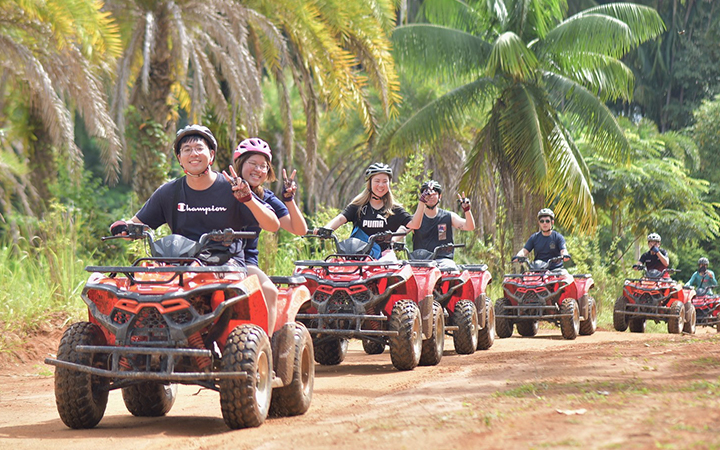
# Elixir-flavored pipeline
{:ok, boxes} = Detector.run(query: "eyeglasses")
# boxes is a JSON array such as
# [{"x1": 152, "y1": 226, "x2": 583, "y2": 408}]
[
  {"x1": 180, "y1": 145, "x2": 208, "y2": 155},
  {"x1": 245, "y1": 161, "x2": 270, "y2": 173},
  {"x1": 539, "y1": 219, "x2": 552, "y2": 224}
]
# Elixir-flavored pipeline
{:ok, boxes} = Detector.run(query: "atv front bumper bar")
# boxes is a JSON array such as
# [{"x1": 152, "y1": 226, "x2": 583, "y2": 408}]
[
  {"x1": 44, "y1": 344, "x2": 247, "y2": 384},
  {"x1": 495, "y1": 303, "x2": 574, "y2": 320},
  {"x1": 296, "y1": 313, "x2": 399, "y2": 337}
]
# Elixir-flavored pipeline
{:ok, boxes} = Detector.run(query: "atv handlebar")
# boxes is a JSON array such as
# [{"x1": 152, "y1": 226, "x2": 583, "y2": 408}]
[
  {"x1": 101, "y1": 223, "x2": 153, "y2": 241},
  {"x1": 197, "y1": 229, "x2": 257, "y2": 247}
]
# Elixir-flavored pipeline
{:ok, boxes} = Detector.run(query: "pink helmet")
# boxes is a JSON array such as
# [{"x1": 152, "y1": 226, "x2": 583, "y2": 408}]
[{"x1": 233, "y1": 138, "x2": 272, "y2": 162}]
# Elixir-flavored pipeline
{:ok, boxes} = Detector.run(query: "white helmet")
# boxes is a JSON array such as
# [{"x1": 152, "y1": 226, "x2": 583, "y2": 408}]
[
  {"x1": 364, "y1": 162, "x2": 393, "y2": 181},
  {"x1": 647, "y1": 232, "x2": 661, "y2": 242},
  {"x1": 537, "y1": 208, "x2": 555, "y2": 220}
]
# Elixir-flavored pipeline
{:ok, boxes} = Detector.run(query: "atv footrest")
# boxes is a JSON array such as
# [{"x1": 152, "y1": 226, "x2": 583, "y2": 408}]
[{"x1": 307, "y1": 329, "x2": 398, "y2": 336}]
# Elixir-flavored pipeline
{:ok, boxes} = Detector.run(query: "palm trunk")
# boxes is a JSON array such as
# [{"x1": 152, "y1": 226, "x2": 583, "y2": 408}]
[{"x1": 129, "y1": 6, "x2": 175, "y2": 202}]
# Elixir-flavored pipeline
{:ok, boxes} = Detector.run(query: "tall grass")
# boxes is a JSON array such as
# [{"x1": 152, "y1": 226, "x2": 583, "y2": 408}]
[{"x1": 0, "y1": 205, "x2": 90, "y2": 336}]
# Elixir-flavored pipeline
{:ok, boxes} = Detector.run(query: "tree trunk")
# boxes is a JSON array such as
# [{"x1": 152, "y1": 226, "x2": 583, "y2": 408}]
[{"x1": 129, "y1": 5, "x2": 175, "y2": 203}]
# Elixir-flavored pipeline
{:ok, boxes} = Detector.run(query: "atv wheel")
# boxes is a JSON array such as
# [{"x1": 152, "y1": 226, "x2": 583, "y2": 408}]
[
  {"x1": 683, "y1": 303, "x2": 697, "y2": 335},
  {"x1": 629, "y1": 318, "x2": 646, "y2": 333},
  {"x1": 313, "y1": 337, "x2": 349, "y2": 365},
  {"x1": 453, "y1": 300, "x2": 479, "y2": 354},
  {"x1": 560, "y1": 298, "x2": 580, "y2": 340},
  {"x1": 613, "y1": 296, "x2": 629, "y2": 332},
  {"x1": 388, "y1": 300, "x2": 422, "y2": 371},
  {"x1": 477, "y1": 298, "x2": 495, "y2": 350},
  {"x1": 667, "y1": 302, "x2": 685, "y2": 334},
  {"x1": 516, "y1": 320, "x2": 539, "y2": 337},
  {"x1": 122, "y1": 383, "x2": 176, "y2": 417},
  {"x1": 420, "y1": 301, "x2": 444, "y2": 366},
  {"x1": 579, "y1": 297, "x2": 598, "y2": 336},
  {"x1": 54, "y1": 322, "x2": 109, "y2": 429},
  {"x1": 495, "y1": 298, "x2": 514, "y2": 338},
  {"x1": 362, "y1": 338, "x2": 385, "y2": 355},
  {"x1": 220, "y1": 324, "x2": 273, "y2": 429},
  {"x1": 269, "y1": 322, "x2": 314, "y2": 417}
]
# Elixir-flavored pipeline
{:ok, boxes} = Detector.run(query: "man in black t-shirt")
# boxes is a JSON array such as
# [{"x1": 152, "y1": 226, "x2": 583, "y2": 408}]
[
  {"x1": 514, "y1": 208, "x2": 570, "y2": 270},
  {"x1": 638, "y1": 232, "x2": 669, "y2": 271},
  {"x1": 412, "y1": 180, "x2": 475, "y2": 260}
]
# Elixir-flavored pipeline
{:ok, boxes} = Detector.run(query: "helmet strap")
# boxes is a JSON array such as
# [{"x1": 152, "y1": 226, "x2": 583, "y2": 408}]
[
  {"x1": 425, "y1": 203, "x2": 437, "y2": 210},
  {"x1": 371, "y1": 193, "x2": 383, "y2": 201}
]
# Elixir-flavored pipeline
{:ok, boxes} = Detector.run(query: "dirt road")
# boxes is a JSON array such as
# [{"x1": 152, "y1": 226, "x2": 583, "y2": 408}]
[{"x1": 2, "y1": 328, "x2": 720, "y2": 449}]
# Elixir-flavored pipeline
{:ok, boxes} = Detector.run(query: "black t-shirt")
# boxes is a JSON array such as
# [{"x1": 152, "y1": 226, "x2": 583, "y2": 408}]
[
  {"x1": 135, "y1": 173, "x2": 258, "y2": 266},
  {"x1": 639, "y1": 248, "x2": 669, "y2": 271},
  {"x1": 341, "y1": 203, "x2": 412, "y2": 250},
  {"x1": 523, "y1": 230, "x2": 567, "y2": 269},
  {"x1": 412, "y1": 209, "x2": 454, "y2": 258}
]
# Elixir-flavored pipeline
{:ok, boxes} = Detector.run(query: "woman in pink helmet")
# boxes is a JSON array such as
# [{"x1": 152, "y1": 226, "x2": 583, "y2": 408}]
[{"x1": 231, "y1": 138, "x2": 308, "y2": 329}]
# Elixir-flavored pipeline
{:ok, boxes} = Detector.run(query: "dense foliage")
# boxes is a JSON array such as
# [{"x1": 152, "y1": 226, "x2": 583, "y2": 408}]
[{"x1": 1, "y1": 0, "x2": 719, "y2": 335}]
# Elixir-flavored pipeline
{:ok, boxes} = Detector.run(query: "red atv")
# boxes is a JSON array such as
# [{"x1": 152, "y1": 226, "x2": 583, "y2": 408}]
[
  {"x1": 294, "y1": 229, "x2": 442, "y2": 371},
  {"x1": 614, "y1": 265, "x2": 696, "y2": 334},
  {"x1": 495, "y1": 256, "x2": 597, "y2": 340},
  {"x1": 45, "y1": 224, "x2": 314, "y2": 430},
  {"x1": 404, "y1": 243, "x2": 495, "y2": 354},
  {"x1": 691, "y1": 287, "x2": 720, "y2": 332}
]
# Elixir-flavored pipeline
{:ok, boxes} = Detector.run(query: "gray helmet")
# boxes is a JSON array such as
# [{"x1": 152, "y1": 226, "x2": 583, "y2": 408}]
[
  {"x1": 173, "y1": 124, "x2": 218, "y2": 155},
  {"x1": 647, "y1": 232, "x2": 661, "y2": 242},
  {"x1": 537, "y1": 208, "x2": 555, "y2": 220},
  {"x1": 699, "y1": 257, "x2": 709, "y2": 265},
  {"x1": 364, "y1": 162, "x2": 393, "y2": 181},
  {"x1": 420, "y1": 180, "x2": 442, "y2": 194}
]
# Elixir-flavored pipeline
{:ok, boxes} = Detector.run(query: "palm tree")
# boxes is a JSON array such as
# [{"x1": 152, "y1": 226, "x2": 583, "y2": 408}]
[
  {"x1": 107, "y1": 0, "x2": 283, "y2": 200},
  {"x1": 239, "y1": 0, "x2": 402, "y2": 209},
  {"x1": 391, "y1": 0, "x2": 664, "y2": 249},
  {"x1": 0, "y1": 0, "x2": 122, "y2": 213}
]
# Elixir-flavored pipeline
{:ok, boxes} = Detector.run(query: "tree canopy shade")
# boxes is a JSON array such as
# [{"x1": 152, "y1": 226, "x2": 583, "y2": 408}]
[{"x1": 390, "y1": 0, "x2": 665, "y2": 246}]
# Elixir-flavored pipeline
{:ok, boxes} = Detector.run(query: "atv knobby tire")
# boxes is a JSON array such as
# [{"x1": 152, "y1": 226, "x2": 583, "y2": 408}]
[
  {"x1": 476, "y1": 298, "x2": 495, "y2": 350},
  {"x1": 683, "y1": 303, "x2": 697, "y2": 335},
  {"x1": 54, "y1": 322, "x2": 109, "y2": 429},
  {"x1": 579, "y1": 296, "x2": 598, "y2": 336},
  {"x1": 269, "y1": 322, "x2": 314, "y2": 417},
  {"x1": 313, "y1": 337, "x2": 348, "y2": 365},
  {"x1": 495, "y1": 298, "x2": 514, "y2": 339},
  {"x1": 419, "y1": 301, "x2": 444, "y2": 366},
  {"x1": 220, "y1": 324, "x2": 273, "y2": 429},
  {"x1": 667, "y1": 302, "x2": 685, "y2": 334},
  {"x1": 388, "y1": 300, "x2": 422, "y2": 371},
  {"x1": 452, "y1": 300, "x2": 478, "y2": 354},
  {"x1": 122, "y1": 382, "x2": 176, "y2": 417},
  {"x1": 516, "y1": 320, "x2": 539, "y2": 337},
  {"x1": 629, "y1": 318, "x2": 646, "y2": 333},
  {"x1": 613, "y1": 296, "x2": 629, "y2": 332},
  {"x1": 362, "y1": 338, "x2": 385, "y2": 355},
  {"x1": 560, "y1": 298, "x2": 580, "y2": 340}
]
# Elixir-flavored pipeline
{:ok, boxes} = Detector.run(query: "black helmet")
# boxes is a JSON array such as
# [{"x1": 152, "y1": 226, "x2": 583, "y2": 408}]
[
  {"x1": 699, "y1": 257, "x2": 709, "y2": 265},
  {"x1": 364, "y1": 162, "x2": 393, "y2": 181},
  {"x1": 420, "y1": 180, "x2": 442, "y2": 194},
  {"x1": 537, "y1": 208, "x2": 555, "y2": 220},
  {"x1": 173, "y1": 124, "x2": 218, "y2": 155}
]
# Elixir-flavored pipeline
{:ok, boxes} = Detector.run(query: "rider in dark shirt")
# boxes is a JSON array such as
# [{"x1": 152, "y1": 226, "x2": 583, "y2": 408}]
[
  {"x1": 638, "y1": 232, "x2": 669, "y2": 272},
  {"x1": 513, "y1": 208, "x2": 570, "y2": 270}
]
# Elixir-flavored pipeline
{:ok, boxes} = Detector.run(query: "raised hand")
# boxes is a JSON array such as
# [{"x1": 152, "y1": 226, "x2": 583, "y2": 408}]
[
  {"x1": 457, "y1": 192, "x2": 471, "y2": 212},
  {"x1": 222, "y1": 165, "x2": 252, "y2": 203},
  {"x1": 281, "y1": 168, "x2": 298, "y2": 201}
]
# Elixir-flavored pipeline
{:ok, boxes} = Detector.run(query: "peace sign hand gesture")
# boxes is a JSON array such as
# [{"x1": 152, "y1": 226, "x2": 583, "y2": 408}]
[
  {"x1": 457, "y1": 192, "x2": 471, "y2": 212},
  {"x1": 222, "y1": 165, "x2": 253, "y2": 203},
  {"x1": 281, "y1": 168, "x2": 298, "y2": 202}
]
